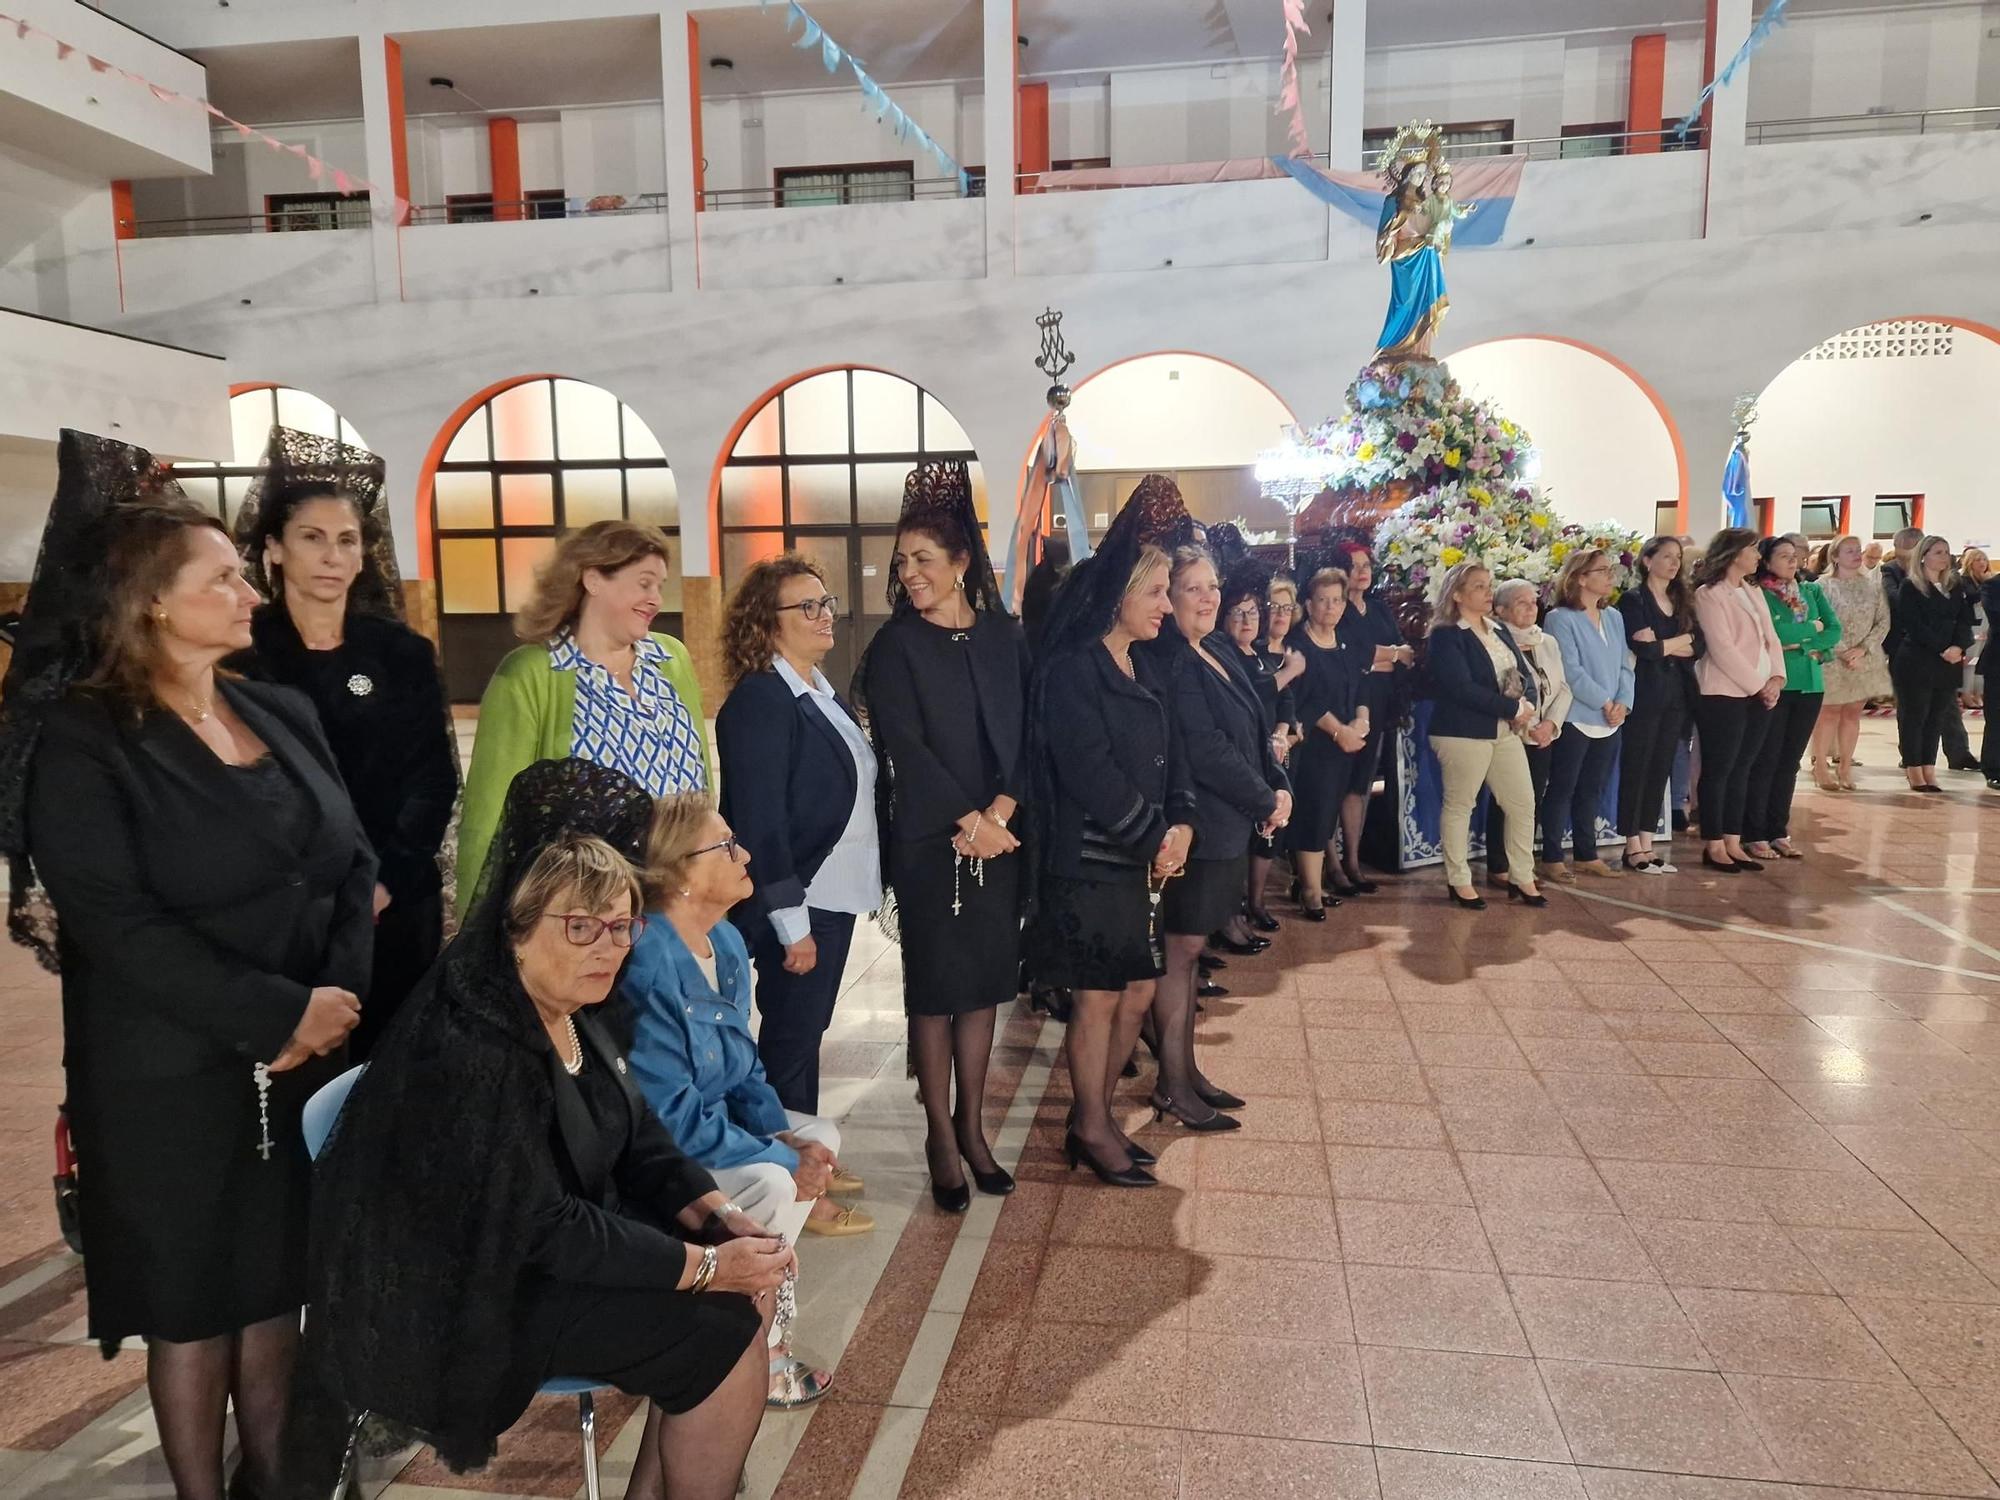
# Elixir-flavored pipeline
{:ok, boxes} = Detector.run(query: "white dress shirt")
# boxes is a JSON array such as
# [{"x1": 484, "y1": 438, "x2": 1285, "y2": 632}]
[{"x1": 769, "y1": 655, "x2": 881, "y2": 945}]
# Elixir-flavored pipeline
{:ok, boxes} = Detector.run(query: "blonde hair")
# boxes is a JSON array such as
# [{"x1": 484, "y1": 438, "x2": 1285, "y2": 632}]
[
  {"x1": 1124, "y1": 544, "x2": 1170, "y2": 598},
  {"x1": 1430, "y1": 561, "x2": 1492, "y2": 631},
  {"x1": 642, "y1": 791, "x2": 717, "y2": 907},
  {"x1": 1959, "y1": 546, "x2": 1989, "y2": 581},
  {"x1": 1815, "y1": 534, "x2": 1862, "y2": 579},
  {"x1": 1906, "y1": 534, "x2": 1958, "y2": 596},
  {"x1": 1267, "y1": 575, "x2": 1298, "y2": 606},
  {"x1": 1551, "y1": 548, "x2": 1610, "y2": 609},
  {"x1": 515, "y1": 520, "x2": 671, "y2": 643},
  {"x1": 502, "y1": 835, "x2": 641, "y2": 945},
  {"x1": 1304, "y1": 566, "x2": 1349, "y2": 604}
]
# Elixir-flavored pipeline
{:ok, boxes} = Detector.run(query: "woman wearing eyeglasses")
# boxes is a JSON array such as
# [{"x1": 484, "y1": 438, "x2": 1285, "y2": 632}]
[{"x1": 715, "y1": 555, "x2": 881, "y2": 1121}]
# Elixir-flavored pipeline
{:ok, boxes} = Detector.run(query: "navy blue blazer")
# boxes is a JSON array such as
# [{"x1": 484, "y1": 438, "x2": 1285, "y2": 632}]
[
  {"x1": 1981, "y1": 578, "x2": 2000, "y2": 678},
  {"x1": 714, "y1": 668, "x2": 858, "y2": 940},
  {"x1": 1427, "y1": 621, "x2": 1536, "y2": 740}
]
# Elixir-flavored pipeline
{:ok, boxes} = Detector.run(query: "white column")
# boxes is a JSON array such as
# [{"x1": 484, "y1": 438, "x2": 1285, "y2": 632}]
[
  {"x1": 659, "y1": 15, "x2": 701, "y2": 291},
  {"x1": 1703, "y1": 0, "x2": 1752, "y2": 238},
  {"x1": 356, "y1": 29, "x2": 401, "y2": 302},
  {"x1": 1328, "y1": 0, "x2": 1367, "y2": 169},
  {"x1": 982, "y1": 0, "x2": 1017, "y2": 278}
]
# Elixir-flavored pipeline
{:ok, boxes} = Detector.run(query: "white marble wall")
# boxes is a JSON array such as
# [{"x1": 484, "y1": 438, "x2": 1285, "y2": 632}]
[
  {"x1": 398, "y1": 213, "x2": 672, "y2": 302},
  {"x1": 115, "y1": 227, "x2": 378, "y2": 320},
  {"x1": 695, "y1": 198, "x2": 985, "y2": 292},
  {"x1": 1715, "y1": 130, "x2": 2000, "y2": 235},
  {"x1": 1015, "y1": 179, "x2": 1336, "y2": 277}
]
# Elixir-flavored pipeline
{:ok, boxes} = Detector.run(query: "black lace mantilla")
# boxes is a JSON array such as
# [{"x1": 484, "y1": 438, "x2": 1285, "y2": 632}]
[
  {"x1": 233, "y1": 426, "x2": 403, "y2": 619},
  {"x1": 0, "y1": 430, "x2": 188, "y2": 972}
]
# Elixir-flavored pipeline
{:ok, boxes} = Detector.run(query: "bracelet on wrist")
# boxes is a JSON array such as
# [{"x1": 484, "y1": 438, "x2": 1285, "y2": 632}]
[{"x1": 690, "y1": 1243, "x2": 719, "y2": 1294}]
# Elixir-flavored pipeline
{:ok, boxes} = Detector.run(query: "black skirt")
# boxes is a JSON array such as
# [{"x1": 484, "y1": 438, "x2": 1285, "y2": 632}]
[
  {"x1": 1162, "y1": 854, "x2": 1248, "y2": 937},
  {"x1": 73, "y1": 1057, "x2": 328, "y2": 1347},
  {"x1": 892, "y1": 835, "x2": 1024, "y2": 1016},
  {"x1": 514, "y1": 1277, "x2": 762, "y2": 1417},
  {"x1": 1026, "y1": 869, "x2": 1162, "y2": 990},
  {"x1": 1289, "y1": 731, "x2": 1367, "y2": 851}
]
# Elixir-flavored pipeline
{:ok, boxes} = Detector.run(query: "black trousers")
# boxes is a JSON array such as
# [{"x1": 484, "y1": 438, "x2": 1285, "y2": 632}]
[
  {"x1": 1891, "y1": 663, "x2": 1958, "y2": 769},
  {"x1": 1942, "y1": 699, "x2": 1975, "y2": 767},
  {"x1": 1984, "y1": 682, "x2": 2000, "y2": 779},
  {"x1": 1540, "y1": 726, "x2": 1621, "y2": 865},
  {"x1": 1485, "y1": 740, "x2": 1550, "y2": 877},
  {"x1": 1616, "y1": 690, "x2": 1689, "y2": 838},
  {"x1": 750, "y1": 907, "x2": 857, "y2": 1114},
  {"x1": 1744, "y1": 690, "x2": 1822, "y2": 844},
  {"x1": 1693, "y1": 693, "x2": 1774, "y2": 838}
]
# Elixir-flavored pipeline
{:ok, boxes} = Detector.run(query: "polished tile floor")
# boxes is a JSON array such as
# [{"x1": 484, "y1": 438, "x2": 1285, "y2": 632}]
[{"x1": 2, "y1": 719, "x2": 1998, "y2": 1499}]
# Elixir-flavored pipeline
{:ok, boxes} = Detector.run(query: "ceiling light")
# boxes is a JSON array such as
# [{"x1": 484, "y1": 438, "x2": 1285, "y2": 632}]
[{"x1": 709, "y1": 57, "x2": 735, "y2": 70}]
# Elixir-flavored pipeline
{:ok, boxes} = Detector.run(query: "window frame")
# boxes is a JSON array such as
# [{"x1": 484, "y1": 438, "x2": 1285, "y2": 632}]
[{"x1": 773, "y1": 160, "x2": 917, "y2": 208}]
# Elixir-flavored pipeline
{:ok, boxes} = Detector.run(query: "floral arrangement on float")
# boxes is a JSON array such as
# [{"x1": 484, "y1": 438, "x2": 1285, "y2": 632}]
[{"x1": 1376, "y1": 480, "x2": 1643, "y2": 603}]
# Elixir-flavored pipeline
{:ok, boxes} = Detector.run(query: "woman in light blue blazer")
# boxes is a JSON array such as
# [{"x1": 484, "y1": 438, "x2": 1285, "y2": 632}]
[
  {"x1": 623, "y1": 794, "x2": 869, "y2": 1408},
  {"x1": 1539, "y1": 549, "x2": 1636, "y2": 881}
]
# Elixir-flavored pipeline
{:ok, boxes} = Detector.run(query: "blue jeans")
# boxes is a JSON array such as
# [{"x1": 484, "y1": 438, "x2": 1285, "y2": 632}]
[{"x1": 1540, "y1": 725, "x2": 1621, "y2": 865}]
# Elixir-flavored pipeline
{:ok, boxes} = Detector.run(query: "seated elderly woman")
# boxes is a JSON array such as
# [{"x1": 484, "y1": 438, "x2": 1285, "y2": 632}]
[
  {"x1": 624, "y1": 790, "x2": 871, "y2": 1408},
  {"x1": 290, "y1": 759, "x2": 793, "y2": 1500}
]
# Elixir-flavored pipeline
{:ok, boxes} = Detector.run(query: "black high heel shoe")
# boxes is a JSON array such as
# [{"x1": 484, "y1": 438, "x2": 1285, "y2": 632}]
[
  {"x1": 1507, "y1": 884, "x2": 1550, "y2": 909},
  {"x1": 964, "y1": 1159, "x2": 1015, "y2": 1196},
  {"x1": 1124, "y1": 1139, "x2": 1158, "y2": 1166},
  {"x1": 1344, "y1": 874, "x2": 1380, "y2": 895},
  {"x1": 1197, "y1": 978, "x2": 1230, "y2": 999},
  {"x1": 1296, "y1": 903, "x2": 1327, "y2": 923},
  {"x1": 1247, "y1": 908, "x2": 1282, "y2": 933},
  {"x1": 1447, "y1": 888, "x2": 1488, "y2": 911},
  {"x1": 930, "y1": 1177, "x2": 972, "y2": 1214},
  {"x1": 1195, "y1": 1081, "x2": 1247, "y2": 1110},
  {"x1": 1700, "y1": 851, "x2": 1741, "y2": 874},
  {"x1": 1325, "y1": 878, "x2": 1362, "y2": 899},
  {"x1": 1207, "y1": 932, "x2": 1268, "y2": 956},
  {"x1": 1151, "y1": 1092, "x2": 1242, "y2": 1132},
  {"x1": 1064, "y1": 1131, "x2": 1157, "y2": 1187}
]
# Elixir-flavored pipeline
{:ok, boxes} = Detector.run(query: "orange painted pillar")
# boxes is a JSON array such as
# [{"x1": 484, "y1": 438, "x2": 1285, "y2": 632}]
[
  {"x1": 110, "y1": 180, "x2": 135, "y2": 239},
  {"x1": 489, "y1": 117, "x2": 522, "y2": 220},
  {"x1": 1627, "y1": 35, "x2": 1666, "y2": 154},
  {"x1": 688, "y1": 16, "x2": 707, "y2": 212},
  {"x1": 1018, "y1": 81, "x2": 1050, "y2": 187},
  {"x1": 384, "y1": 37, "x2": 412, "y2": 224}
]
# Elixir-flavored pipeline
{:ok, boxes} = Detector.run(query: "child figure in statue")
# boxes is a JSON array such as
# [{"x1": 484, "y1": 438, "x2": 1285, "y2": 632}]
[{"x1": 1372, "y1": 126, "x2": 1472, "y2": 364}]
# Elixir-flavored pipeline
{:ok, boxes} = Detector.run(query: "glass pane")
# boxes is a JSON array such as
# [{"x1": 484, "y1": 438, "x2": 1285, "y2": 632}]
[
  {"x1": 791, "y1": 534, "x2": 850, "y2": 599},
  {"x1": 622, "y1": 405, "x2": 667, "y2": 461},
  {"x1": 721, "y1": 465, "x2": 783, "y2": 529},
  {"x1": 659, "y1": 566, "x2": 684, "y2": 613},
  {"x1": 1873, "y1": 500, "x2": 1910, "y2": 536},
  {"x1": 503, "y1": 536, "x2": 557, "y2": 611},
  {"x1": 923, "y1": 391, "x2": 973, "y2": 453},
  {"x1": 788, "y1": 464, "x2": 851, "y2": 526},
  {"x1": 781, "y1": 371, "x2": 850, "y2": 455},
  {"x1": 852, "y1": 369, "x2": 918, "y2": 454},
  {"x1": 562, "y1": 467, "x2": 624, "y2": 528},
  {"x1": 731, "y1": 397, "x2": 781, "y2": 459},
  {"x1": 222, "y1": 475, "x2": 256, "y2": 525},
  {"x1": 855, "y1": 462, "x2": 907, "y2": 525},
  {"x1": 275, "y1": 386, "x2": 341, "y2": 441},
  {"x1": 968, "y1": 461, "x2": 989, "y2": 523},
  {"x1": 555, "y1": 379, "x2": 621, "y2": 460},
  {"x1": 336, "y1": 415, "x2": 373, "y2": 454},
  {"x1": 723, "y1": 530, "x2": 785, "y2": 584},
  {"x1": 499, "y1": 471, "x2": 555, "y2": 527},
  {"x1": 859, "y1": 531, "x2": 898, "y2": 619},
  {"x1": 230, "y1": 389, "x2": 277, "y2": 465},
  {"x1": 444, "y1": 410, "x2": 489, "y2": 463},
  {"x1": 176, "y1": 475, "x2": 223, "y2": 518},
  {"x1": 491, "y1": 381, "x2": 555, "y2": 462},
  {"x1": 439, "y1": 537, "x2": 500, "y2": 614},
  {"x1": 433, "y1": 470, "x2": 494, "y2": 530},
  {"x1": 625, "y1": 466, "x2": 679, "y2": 530}
]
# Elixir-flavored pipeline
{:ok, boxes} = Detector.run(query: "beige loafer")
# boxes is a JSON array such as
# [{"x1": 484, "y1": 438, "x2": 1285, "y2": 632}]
[{"x1": 801, "y1": 1202, "x2": 875, "y2": 1237}]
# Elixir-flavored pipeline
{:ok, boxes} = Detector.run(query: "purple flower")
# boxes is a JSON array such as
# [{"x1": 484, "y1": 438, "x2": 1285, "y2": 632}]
[{"x1": 1396, "y1": 432, "x2": 1417, "y2": 453}]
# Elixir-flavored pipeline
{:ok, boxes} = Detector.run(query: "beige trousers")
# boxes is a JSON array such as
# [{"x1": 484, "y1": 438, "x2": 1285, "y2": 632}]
[{"x1": 1434, "y1": 732, "x2": 1537, "y2": 888}]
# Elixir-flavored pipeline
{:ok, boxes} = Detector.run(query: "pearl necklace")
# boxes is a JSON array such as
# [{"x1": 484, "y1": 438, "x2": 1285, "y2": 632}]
[{"x1": 561, "y1": 1013, "x2": 585, "y2": 1076}]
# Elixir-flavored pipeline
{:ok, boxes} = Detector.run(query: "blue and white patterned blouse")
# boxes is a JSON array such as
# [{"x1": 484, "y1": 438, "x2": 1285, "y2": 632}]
[{"x1": 550, "y1": 633, "x2": 708, "y2": 794}]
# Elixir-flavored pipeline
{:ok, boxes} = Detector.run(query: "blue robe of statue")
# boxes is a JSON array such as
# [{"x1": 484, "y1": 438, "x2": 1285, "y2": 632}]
[
  {"x1": 1721, "y1": 442, "x2": 1751, "y2": 528},
  {"x1": 1374, "y1": 195, "x2": 1449, "y2": 361}
]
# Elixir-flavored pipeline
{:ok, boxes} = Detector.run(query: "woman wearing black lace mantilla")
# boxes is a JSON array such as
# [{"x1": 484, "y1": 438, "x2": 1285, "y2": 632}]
[
  {"x1": 288, "y1": 759, "x2": 790, "y2": 1500},
  {"x1": 851, "y1": 461, "x2": 1031, "y2": 1213},
  {"x1": 0, "y1": 433, "x2": 377, "y2": 1500},
  {"x1": 227, "y1": 428, "x2": 459, "y2": 1058}
]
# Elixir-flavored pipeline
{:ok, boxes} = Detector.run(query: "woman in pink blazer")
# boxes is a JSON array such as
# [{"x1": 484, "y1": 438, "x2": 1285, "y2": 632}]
[{"x1": 1691, "y1": 527, "x2": 1787, "y2": 873}]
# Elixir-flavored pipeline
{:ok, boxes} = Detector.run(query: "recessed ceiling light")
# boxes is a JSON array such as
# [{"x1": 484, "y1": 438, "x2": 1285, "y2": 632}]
[{"x1": 709, "y1": 57, "x2": 735, "y2": 70}]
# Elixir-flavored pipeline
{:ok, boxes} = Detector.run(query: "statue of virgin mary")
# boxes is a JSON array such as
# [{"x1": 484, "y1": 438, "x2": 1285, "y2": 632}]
[{"x1": 1372, "y1": 125, "x2": 1471, "y2": 363}]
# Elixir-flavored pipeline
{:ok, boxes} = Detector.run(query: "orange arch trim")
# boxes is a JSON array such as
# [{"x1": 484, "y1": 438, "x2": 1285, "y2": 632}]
[
  {"x1": 1451, "y1": 333, "x2": 1691, "y2": 532},
  {"x1": 412, "y1": 373, "x2": 562, "y2": 581}
]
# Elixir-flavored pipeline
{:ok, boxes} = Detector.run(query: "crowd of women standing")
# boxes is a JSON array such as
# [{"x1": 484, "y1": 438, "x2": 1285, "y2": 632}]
[{"x1": 2, "y1": 422, "x2": 1994, "y2": 1500}]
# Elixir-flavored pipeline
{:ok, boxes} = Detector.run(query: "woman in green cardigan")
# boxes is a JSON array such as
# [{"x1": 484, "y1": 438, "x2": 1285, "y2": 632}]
[
  {"x1": 1743, "y1": 534, "x2": 1841, "y2": 861},
  {"x1": 457, "y1": 521, "x2": 711, "y2": 912}
]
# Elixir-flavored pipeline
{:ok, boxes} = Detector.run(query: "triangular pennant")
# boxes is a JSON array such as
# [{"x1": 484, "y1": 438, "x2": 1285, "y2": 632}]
[{"x1": 821, "y1": 33, "x2": 839, "y2": 72}]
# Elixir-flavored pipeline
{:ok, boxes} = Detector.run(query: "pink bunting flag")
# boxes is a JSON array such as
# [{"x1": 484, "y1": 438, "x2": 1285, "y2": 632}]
[
  {"x1": 1276, "y1": 0, "x2": 1313, "y2": 158},
  {"x1": 54, "y1": 40, "x2": 70, "y2": 59},
  {"x1": 331, "y1": 168, "x2": 353, "y2": 194}
]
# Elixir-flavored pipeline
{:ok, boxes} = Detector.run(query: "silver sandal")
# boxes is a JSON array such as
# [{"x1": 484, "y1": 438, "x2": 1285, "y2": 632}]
[{"x1": 767, "y1": 1353, "x2": 833, "y2": 1409}]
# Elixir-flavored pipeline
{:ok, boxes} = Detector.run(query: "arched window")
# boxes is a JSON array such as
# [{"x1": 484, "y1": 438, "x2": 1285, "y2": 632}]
[
  {"x1": 429, "y1": 377, "x2": 678, "y2": 699},
  {"x1": 719, "y1": 368, "x2": 982, "y2": 686},
  {"x1": 169, "y1": 385, "x2": 372, "y2": 523}
]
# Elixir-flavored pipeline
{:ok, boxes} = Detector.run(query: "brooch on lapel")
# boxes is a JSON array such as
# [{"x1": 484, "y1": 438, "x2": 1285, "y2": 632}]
[
  {"x1": 346, "y1": 674, "x2": 375, "y2": 698},
  {"x1": 614, "y1": 1056, "x2": 628, "y2": 1075}
]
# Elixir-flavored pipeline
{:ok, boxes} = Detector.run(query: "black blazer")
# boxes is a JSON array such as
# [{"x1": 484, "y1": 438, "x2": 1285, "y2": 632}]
[
  {"x1": 231, "y1": 607, "x2": 459, "y2": 903},
  {"x1": 1142, "y1": 630, "x2": 1285, "y2": 860},
  {"x1": 860, "y1": 611, "x2": 1030, "y2": 847},
  {"x1": 1038, "y1": 643, "x2": 1194, "y2": 881},
  {"x1": 1616, "y1": 587, "x2": 1704, "y2": 710},
  {"x1": 1427, "y1": 621, "x2": 1537, "y2": 741},
  {"x1": 26, "y1": 679, "x2": 377, "y2": 1081},
  {"x1": 715, "y1": 667, "x2": 861, "y2": 938},
  {"x1": 1889, "y1": 580, "x2": 1973, "y2": 687},
  {"x1": 1880, "y1": 562, "x2": 1909, "y2": 656},
  {"x1": 1980, "y1": 578, "x2": 2000, "y2": 677},
  {"x1": 526, "y1": 1008, "x2": 719, "y2": 1289}
]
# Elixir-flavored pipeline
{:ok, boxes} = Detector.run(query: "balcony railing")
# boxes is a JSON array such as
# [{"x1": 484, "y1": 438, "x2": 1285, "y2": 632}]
[
  {"x1": 127, "y1": 201, "x2": 374, "y2": 237},
  {"x1": 404, "y1": 193, "x2": 668, "y2": 227},
  {"x1": 1747, "y1": 105, "x2": 2000, "y2": 144},
  {"x1": 699, "y1": 175, "x2": 967, "y2": 211}
]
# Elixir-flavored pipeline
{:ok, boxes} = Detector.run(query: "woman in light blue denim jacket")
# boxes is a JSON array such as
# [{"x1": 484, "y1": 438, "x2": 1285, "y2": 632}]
[
  {"x1": 623, "y1": 794, "x2": 870, "y2": 1407},
  {"x1": 1539, "y1": 548, "x2": 1637, "y2": 881}
]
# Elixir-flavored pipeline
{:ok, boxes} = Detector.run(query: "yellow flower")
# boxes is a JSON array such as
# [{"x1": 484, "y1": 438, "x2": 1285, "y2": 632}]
[
  {"x1": 1357, "y1": 442, "x2": 1376, "y2": 461},
  {"x1": 1444, "y1": 448, "x2": 1462, "y2": 467},
  {"x1": 1468, "y1": 486, "x2": 1492, "y2": 504},
  {"x1": 1529, "y1": 512, "x2": 1550, "y2": 529},
  {"x1": 1440, "y1": 546, "x2": 1466, "y2": 567},
  {"x1": 1550, "y1": 540, "x2": 1572, "y2": 562}
]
